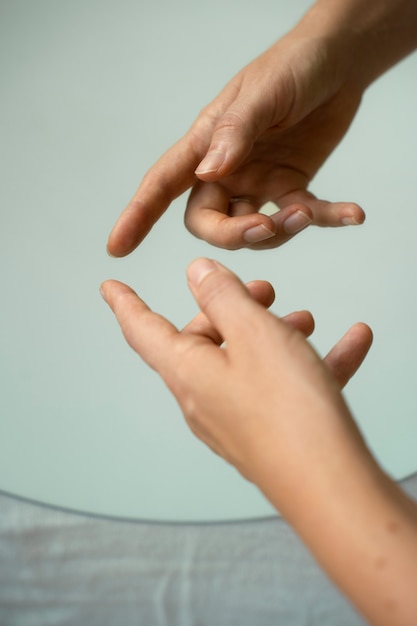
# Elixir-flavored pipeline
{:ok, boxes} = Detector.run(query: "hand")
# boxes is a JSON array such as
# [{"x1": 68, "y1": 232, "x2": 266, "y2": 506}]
[
  {"x1": 100, "y1": 258, "x2": 373, "y2": 488},
  {"x1": 107, "y1": 31, "x2": 365, "y2": 256},
  {"x1": 101, "y1": 259, "x2": 417, "y2": 625}
]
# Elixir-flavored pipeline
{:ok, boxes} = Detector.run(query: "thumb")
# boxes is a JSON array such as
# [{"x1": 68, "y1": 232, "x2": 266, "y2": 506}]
[
  {"x1": 186, "y1": 258, "x2": 270, "y2": 342},
  {"x1": 194, "y1": 100, "x2": 270, "y2": 181}
]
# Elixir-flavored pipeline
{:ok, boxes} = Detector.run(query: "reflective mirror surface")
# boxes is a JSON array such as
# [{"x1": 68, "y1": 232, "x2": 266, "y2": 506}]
[{"x1": 1, "y1": 0, "x2": 417, "y2": 521}]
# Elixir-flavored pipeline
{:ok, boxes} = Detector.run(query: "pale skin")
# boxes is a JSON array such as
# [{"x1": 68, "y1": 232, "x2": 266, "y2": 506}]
[
  {"x1": 101, "y1": 259, "x2": 417, "y2": 626},
  {"x1": 107, "y1": 0, "x2": 417, "y2": 254},
  {"x1": 104, "y1": 0, "x2": 417, "y2": 622}
]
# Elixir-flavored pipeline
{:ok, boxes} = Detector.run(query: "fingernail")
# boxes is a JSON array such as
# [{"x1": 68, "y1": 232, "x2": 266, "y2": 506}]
[
  {"x1": 187, "y1": 258, "x2": 218, "y2": 287},
  {"x1": 283, "y1": 211, "x2": 312, "y2": 235},
  {"x1": 195, "y1": 150, "x2": 225, "y2": 175},
  {"x1": 341, "y1": 216, "x2": 360, "y2": 226},
  {"x1": 243, "y1": 224, "x2": 275, "y2": 244},
  {"x1": 99, "y1": 285, "x2": 108, "y2": 303}
]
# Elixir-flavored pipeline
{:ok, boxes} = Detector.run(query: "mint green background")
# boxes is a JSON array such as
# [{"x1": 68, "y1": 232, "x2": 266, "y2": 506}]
[{"x1": 1, "y1": 0, "x2": 416, "y2": 521}]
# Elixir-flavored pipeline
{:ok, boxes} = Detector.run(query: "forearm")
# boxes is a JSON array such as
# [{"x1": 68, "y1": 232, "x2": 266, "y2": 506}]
[
  {"x1": 293, "y1": 0, "x2": 417, "y2": 88},
  {"x1": 254, "y1": 418, "x2": 417, "y2": 626},
  {"x1": 300, "y1": 466, "x2": 417, "y2": 625}
]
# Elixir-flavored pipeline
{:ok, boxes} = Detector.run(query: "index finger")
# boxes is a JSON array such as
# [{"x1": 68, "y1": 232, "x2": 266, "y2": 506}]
[
  {"x1": 107, "y1": 134, "x2": 201, "y2": 257},
  {"x1": 100, "y1": 279, "x2": 180, "y2": 374}
]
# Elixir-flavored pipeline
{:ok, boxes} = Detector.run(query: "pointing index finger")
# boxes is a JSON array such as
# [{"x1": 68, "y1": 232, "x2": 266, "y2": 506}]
[
  {"x1": 100, "y1": 279, "x2": 180, "y2": 373},
  {"x1": 107, "y1": 135, "x2": 201, "y2": 256}
]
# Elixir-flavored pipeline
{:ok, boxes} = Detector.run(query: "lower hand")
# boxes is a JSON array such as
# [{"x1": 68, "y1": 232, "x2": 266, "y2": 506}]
[{"x1": 100, "y1": 258, "x2": 373, "y2": 489}]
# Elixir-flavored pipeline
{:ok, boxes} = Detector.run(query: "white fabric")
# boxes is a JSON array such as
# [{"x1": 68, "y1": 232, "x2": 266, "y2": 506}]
[{"x1": 1, "y1": 474, "x2": 416, "y2": 626}]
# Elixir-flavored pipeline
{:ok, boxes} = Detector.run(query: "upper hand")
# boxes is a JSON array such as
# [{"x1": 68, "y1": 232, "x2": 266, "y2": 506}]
[{"x1": 107, "y1": 34, "x2": 365, "y2": 255}]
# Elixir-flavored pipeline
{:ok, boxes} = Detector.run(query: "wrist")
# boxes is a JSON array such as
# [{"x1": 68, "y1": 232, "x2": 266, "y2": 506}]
[{"x1": 293, "y1": 0, "x2": 417, "y2": 89}]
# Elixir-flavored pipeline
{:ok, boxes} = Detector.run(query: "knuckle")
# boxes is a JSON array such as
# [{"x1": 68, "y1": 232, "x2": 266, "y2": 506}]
[
  {"x1": 184, "y1": 214, "x2": 243, "y2": 250},
  {"x1": 215, "y1": 110, "x2": 246, "y2": 135}
]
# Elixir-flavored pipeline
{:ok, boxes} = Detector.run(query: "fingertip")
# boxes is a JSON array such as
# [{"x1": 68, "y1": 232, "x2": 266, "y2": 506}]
[
  {"x1": 195, "y1": 101, "x2": 261, "y2": 181},
  {"x1": 242, "y1": 207, "x2": 313, "y2": 251},
  {"x1": 106, "y1": 234, "x2": 128, "y2": 258},
  {"x1": 99, "y1": 279, "x2": 135, "y2": 311},
  {"x1": 281, "y1": 209, "x2": 313, "y2": 235},
  {"x1": 352, "y1": 321, "x2": 374, "y2": 346},
  {"x1": 99, "y1": 279, "x2": 119, "y2": 307},
  {"x1": 243, "y1": 222, "x2": 276, "y2": 244},
  {"x1": 107, "y1": 195, "x2": 159, "y2": 257},
  {"x1": 245, "y1": 280, "x2": 276, "y2": 308},
  {"x1": 106, "y1": 245, "x2": 117, "y2": 258},
  {"x1": 99, "y1": 282, "x2": 109, "y2": 304},
  {"x1": 195, "y1": 149, "x2": 226, "y2": 178},
  {"x1": 106, "y1": 225, "x2": 141, "y2": 258},
  {"x1": 186, "y1": 258, "x2": 263, "y2": 341},
  {"x1": 187, "y1": 258, "x2": 219, "y2": 288},
  {"x1": 282, "y1": 310, "x2": 315, "y2": 337},
  {"x1": 335, "y1": 202, "x2": 366, "y2": 227},
  {"x1": 340, "y1": 206, "x2": 366, "y2": 226},
  {"x1": 106, "y1": 233, "x2": 131, "y2": 258}
]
